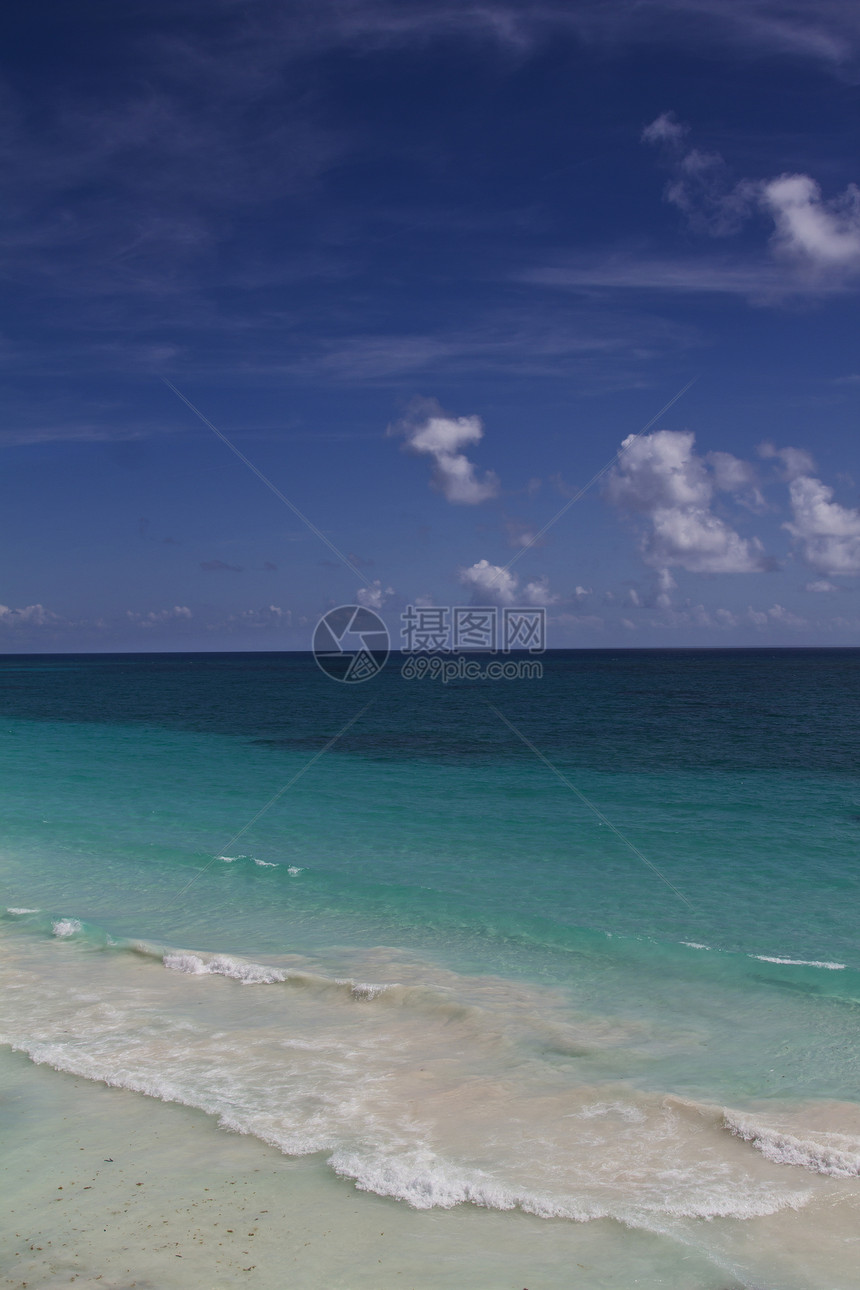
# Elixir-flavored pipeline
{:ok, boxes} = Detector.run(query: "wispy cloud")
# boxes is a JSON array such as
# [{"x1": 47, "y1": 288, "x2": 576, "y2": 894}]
[
  {"x1": 504, "y1": 516, "x2": 544, "y2": 549},
  {"x1": 0, "y1": 42, "x2": 342, "y2": 294},
  {"x1": 0, "y1": 9, "x2": 347, "y2": 386},
  {"x1": 290, "y1": 2, "x2": 860, "y2": 73},
  {"x1": 0, "y1": 419, "x2": 174, "y2": 449},
  {"x1": 521, "y1": 255, "x2": 793, "y2": 298},
  {"x1": 0, "y1": 0, "x2": 854, "y2": 399},
  {"x1": 287, "y1": 307, "x2": 693, "y2": 383},
  {"x1": 200, "y1": 559, "x2": 244, "y2": 573}
]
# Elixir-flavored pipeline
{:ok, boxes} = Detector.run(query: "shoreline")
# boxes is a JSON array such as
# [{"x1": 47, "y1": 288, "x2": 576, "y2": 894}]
[
  {"x1": 0, "y1": 1048, "x2": 706, "y2": 1290},
  {"x1": 4, "y1": 1044, "x2": 860, "y2": 1290}
]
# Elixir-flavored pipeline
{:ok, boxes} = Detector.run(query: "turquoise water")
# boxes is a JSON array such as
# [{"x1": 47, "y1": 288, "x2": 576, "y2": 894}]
[{"x1": 2, "y1": 649, "x2": 860, "y2": 1287}]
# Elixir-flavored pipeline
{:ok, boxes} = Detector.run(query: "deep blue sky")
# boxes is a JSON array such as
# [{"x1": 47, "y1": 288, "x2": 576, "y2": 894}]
[{"x1": 1, "y1": 0, "x2": 859, "y2": 650}]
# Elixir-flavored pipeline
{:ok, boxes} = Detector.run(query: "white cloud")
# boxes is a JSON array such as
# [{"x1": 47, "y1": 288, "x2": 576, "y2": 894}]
[
  {"x1": 393, "y1": 402, "x2": 500, "y2": 504},
  {"x1": 806, "y1": 579, "x2": 838, "y2": 592},
  {"x1": 126, "y1": 605, "x2": 193, "y2": 626},
  {"x1": 746, "y1": 602, "x2": 808, "y2": 629},
  {"x1": 522, "y1": 577, "x2": 558, "y2": 606},
  {"x1": 356, "y1": 580, "x2": 395, "y2": 609},
  {"x1": 228, "y1": 605, "x2": 291, "y2": 628},
  {"x1": 762, "y1": 441, "x2": 860, "y2": 575},
  {"x1": 641, "y1": 112, "x2": 688, "y2": 148},
  {"x1": 763, "y1": 174, "x2": 860, "y2": 272},
  {"x1": 668, "y1": 154, "x2": 755, "y2": 237},
  {"x1": 619, "y1": 582, "x2": 741, "y2": 629},
  {"x1": 628, "y1": 598, "x2": 739, "y2": 630},
  {"x1": 505, "y1": 517, "x2": 542, "y2": 548},
  {"x1": 758, "y1": 442, "x2": 816, "y2": 479},
  {"x1": 689, "y1": 603, "x2": 713, "y2": 627},
  {"x1": 767, "y1": 603, "x2": 808, "y2": 628},
  {"x1": 655, "y1": 567, "x2": 676, "y2": 608},
  {"x1": 784, "y1": 470, "x2": 860, "y2": 574},
  {"x1": 0, "y1": 602, "x2": 58, "y2": 627},
  {"x1": 457, "y1": 559, "x2": 556, "y2": 606},
  {"x1": 619, "y1": 569, "x2": 677, "y2": 613},
  {"x1": 643, "y1": 116, "x2": 860, "y2": 290},
  {"x1": 642, "y1": 115, "x2": 756, "y2": 235},
  {"x1": 458, "y1": 559, "x2": 518, "y2": 605},
  {"x1": 715, "y1": 607, "x2": 738, "y2": 627},
  {"x1": 706, "y1": 450, "x2": 766, "y2": 509},
  {"x1": 606, "y1": 430, "x2": 769, "y2": 573}
]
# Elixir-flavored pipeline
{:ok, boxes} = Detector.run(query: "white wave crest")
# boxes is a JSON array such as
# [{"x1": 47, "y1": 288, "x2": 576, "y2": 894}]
[
  {"x1": 726, "y1": 1114, "x2": 860, "y2": 1178},
  {"x1": 327, "y1": 1144, "x2": 804, "y2": 1222},
  {"x1": 6, "y1": 907, "x2": 40, "y2": 915},
  {"x1": 52, "y1": 918, "x2": 82, "y2": 938},
  {"x1": 217, "y1": 853, "x2": 276, "y2": 868},
  {"x1": 163, "y1": 952, "x2": 286, "y2": 985},
  {"x1": 328, "y1": 1147, "x2": 602, "y2": 1217},
  {"x1": 338, "y1": 980, "x2": 394, "y2": 1001},
  {"x1": 752, "y1": 955, "x2": 846, "y2": 970},
  {"x1": 287, "y1": 866, "x2": 303, "y2": 876}
]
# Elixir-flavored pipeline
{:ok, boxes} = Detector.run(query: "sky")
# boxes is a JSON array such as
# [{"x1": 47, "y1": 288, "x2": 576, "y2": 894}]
[{"x1": 1, "y1": 0, "x2": 859, "y2": 651}]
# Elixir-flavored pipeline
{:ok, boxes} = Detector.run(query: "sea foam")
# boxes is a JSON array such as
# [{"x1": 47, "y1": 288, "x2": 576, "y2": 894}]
[
  {"x1": 726, "y1": 1113, "x2": 860, "y2": 1178},
  {"x1": 751, "y1": 955, "x2": 846, "y2": 970},
  {"x1": 51, "y1": 918, "x2": 82, "y2": 938},
  {"x1": 163, "y1": 951, "x2": 286, "y2": 985}
]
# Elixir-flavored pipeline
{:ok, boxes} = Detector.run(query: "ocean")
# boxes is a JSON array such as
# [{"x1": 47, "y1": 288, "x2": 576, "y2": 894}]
[{"x1": 1, "y1": 648, "x2": 859, "y2": 1289}]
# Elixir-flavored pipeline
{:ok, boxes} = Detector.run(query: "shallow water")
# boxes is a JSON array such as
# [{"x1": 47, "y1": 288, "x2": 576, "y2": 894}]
[{"x1": 2, "y1": 650, "x2": 860, "y2": 1286}]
